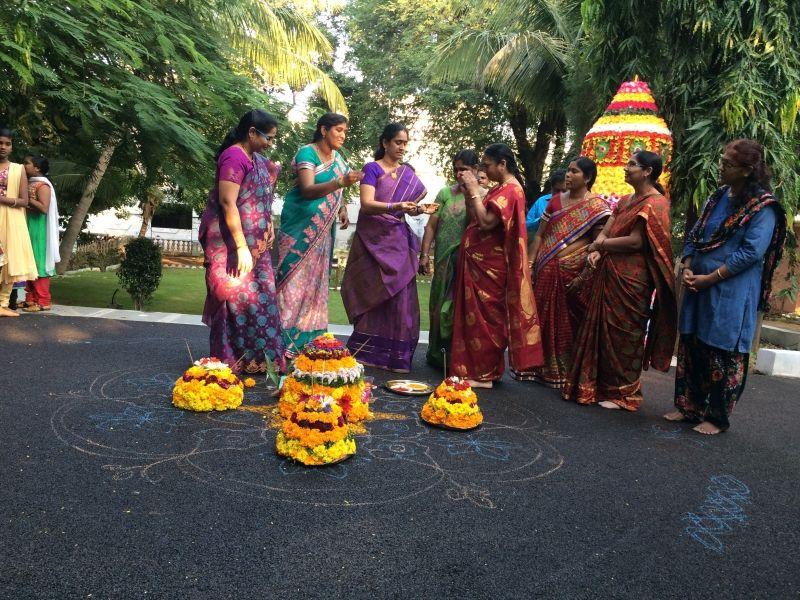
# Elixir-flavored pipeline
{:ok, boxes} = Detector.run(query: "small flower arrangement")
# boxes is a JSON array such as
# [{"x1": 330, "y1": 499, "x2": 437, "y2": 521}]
[
  {"x1": 276, "y1": 393, "x2": 356, "y2": 465},
  {"x1": 172, "y1": 357, "x2": 244, "y2": 412},
  {"x1": 420, "y1": 376, "x2": 483, "y2": 430}
]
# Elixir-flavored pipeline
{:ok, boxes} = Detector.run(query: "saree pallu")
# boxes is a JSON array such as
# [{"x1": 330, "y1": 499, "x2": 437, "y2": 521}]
[
  {"x1": 277, "y1": 146, "x2": 349, "y2": 353},
  {"x1": 426, "y1": 187, "x2": 469, "y2": 368},
  {"x1": 674, "y1": 335, "x2": 747, "y2": 431},
  {"x1": 342, "y1": 164, "x2": 426, "y2": 372},
  {"x1": 562, "y1": 193, "x2": 676, "y2": 409},
  {"x1": 199, "y1": 153, "x2": 286, "y2": 374},
  {"x1": 450, "y1": 183, "x2": 543, "y2": 381},
  {"x1": 513, "y1": 194, "x2": 611, "y2": 386}
]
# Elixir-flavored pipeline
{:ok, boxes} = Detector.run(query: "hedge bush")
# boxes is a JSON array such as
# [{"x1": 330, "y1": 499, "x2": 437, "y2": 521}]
[{"x1": 117, "y1": 237, "x2": 163, "y2": 310}]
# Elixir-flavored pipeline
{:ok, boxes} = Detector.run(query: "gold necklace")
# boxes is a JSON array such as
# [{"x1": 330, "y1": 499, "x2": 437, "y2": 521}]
[{"x1": 314, "y1": 142, "x2": 333, "y2": 163}]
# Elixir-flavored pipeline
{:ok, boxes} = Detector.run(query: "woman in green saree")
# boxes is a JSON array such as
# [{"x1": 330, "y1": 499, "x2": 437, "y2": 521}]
[
  {"x1": 276, "y1": 113, "x2": 363, "y2": 355},
  {"x1": 419, "y1": 149, "x2": 484, "y2": 369}
]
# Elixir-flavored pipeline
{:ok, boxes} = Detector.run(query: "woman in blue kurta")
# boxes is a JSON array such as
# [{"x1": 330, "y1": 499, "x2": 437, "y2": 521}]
[{"x1": 665, "y1": 139, "x2": 786, "y2": 434}]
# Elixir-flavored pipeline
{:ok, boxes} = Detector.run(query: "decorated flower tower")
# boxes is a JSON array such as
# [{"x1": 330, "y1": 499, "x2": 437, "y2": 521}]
[
  {"x1": 580, "y1": 77, "x2": 673, "y2": 199},
  {"x1": 172, "y1": 358, "x2": 245, "y2": 412},
  {"x1": 276, "y1": 393, "x2": 357, "y2": 466},
  {"x1": 420, "y1": 377, "x2": 483, "y2": 430},
  {"x1": 278, "y1": 333, "x2": 371, "y2": 423}
]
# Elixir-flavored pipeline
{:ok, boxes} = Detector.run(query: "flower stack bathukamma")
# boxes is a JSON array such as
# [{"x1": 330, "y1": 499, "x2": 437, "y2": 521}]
[
  {"x1": 172, "y1": 358, "x2": 244, "y2": 412},
  {"x1": 276, "y1": 393, "x2": 356, "y2": 465},
  {"x1": 420, "y1": 376, "x2": 483, "y2": 430},
  {"x1": 279, "y1": 333, "x2": 371, "y2": 423},
  {"x1": 580, "y1": 78, "x2": 673, "y2": 198}
]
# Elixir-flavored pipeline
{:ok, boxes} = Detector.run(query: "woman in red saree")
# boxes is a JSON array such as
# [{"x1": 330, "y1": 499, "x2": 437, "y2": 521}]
[
  {"x1": 513, "y1": 157, "x2": 612, "y2": 387},
  {"x1": 450, "y1": 143, "x2": 543, "y2": 388},
  {"x1": 562, "y1": 151, "x2": 676, "y2": 410}
]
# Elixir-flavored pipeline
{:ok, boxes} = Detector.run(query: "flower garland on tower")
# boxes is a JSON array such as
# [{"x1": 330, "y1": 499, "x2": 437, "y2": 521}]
[{"x1": 581, "y1": 78, "x2": 673, "y2": 199}]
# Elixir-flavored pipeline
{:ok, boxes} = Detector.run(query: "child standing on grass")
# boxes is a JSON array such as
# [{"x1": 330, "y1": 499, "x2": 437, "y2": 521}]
[{"x1": 22, "y1": 154, "x2": 60, "y2": 311}]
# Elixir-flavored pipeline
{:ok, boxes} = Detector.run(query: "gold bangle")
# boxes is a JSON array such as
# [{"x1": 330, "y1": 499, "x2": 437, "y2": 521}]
[{"x1": 716, "y1": 267, "x2": 725, "y2": 280}]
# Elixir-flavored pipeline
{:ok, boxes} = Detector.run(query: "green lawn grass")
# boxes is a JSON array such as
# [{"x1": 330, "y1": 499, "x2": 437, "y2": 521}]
[{"x1": 50, "y1": 267, "x2": 431, "y2": 329}]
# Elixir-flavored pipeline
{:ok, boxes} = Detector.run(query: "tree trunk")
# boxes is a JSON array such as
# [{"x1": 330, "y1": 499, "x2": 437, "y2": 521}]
[
  {"x1": 138, "y1": 185, "x2": 163, "y2": 238},
  {"x1": 550, "y1": 127, "x2": 567, "y2": 170},
  {"x1": 530, "y1": 117, "x2": 557, "y2": 189},
  {"x1": 507, "y1": 102, "x2": 536, "y2": 197},
  {"x1": 57, "y1": 134, "x2": 121, "y2": 273},
  {"x1": 508, "y1": 103, "x2": 558, "y2": 204}
]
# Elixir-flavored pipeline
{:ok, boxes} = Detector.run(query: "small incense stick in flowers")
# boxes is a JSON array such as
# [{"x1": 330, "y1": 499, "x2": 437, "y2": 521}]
[
  {"x1": 442, "y1": 348, "x2": 447, "y2": 380},
  {"x1": 185, "y1": 340, "x2": 195, "y2": 364},
  {"x1": 350, "y1": 335, "x2": 372, "y2": 359}
]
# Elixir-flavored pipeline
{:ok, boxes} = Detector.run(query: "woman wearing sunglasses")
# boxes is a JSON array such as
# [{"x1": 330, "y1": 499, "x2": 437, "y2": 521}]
[
  {"x1": 666, "y1": 139, "x2": 786, "y2": 434},
  {"x1": 198, "y1": 109, "x2": 286, "y2": 373}
]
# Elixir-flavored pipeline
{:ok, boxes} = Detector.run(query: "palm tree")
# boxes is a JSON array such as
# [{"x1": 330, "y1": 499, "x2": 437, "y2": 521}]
[
  {"x1": 191, "y1": 0, "x2": 347, "y2": 113},
  {"x1": 427, "y1": 0, "x2": 582, "y2": 186},
  {"x1": 1, "y1": 1, "x2": 347, "y2": 270}
]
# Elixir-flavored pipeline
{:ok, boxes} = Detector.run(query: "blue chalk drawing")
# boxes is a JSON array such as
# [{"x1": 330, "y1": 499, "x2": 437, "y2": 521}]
[
  {"x1": 50, "y1": 366, "x2": 566, "y2": 509},
  {"x1": 90, "y1": 405, "x2": 184, "y2": 433},
  {"x1": 439, "y1": 432, "x2": 517, "y2": 461},
  {"x1": 683, "y1": 475, "x2": 751, "y2": 553}
]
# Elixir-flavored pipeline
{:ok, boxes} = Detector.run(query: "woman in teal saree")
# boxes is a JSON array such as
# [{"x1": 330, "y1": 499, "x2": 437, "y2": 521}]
[
  {"x1": 276, "y1": 113, "x2": 363, "y2": 355},
  {"x1": 276, "y1": 113, "x2": 362, "y2": 356}
]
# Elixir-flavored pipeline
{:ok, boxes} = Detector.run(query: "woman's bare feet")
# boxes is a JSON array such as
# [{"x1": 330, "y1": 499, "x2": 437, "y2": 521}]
[
  {"x1": 598, "y1": 400, "x2": 620, "y2": 410},
  {"x1": 0, "y1": 306, "x2": 19, "y2": 317},
  {"x1": 663, "y1": 410, "x2": 686, "y2": 422},
  {"x1": 693, "y1": 421, "x2": 723, "y2": 435},
  {"x1": 467, "y1": 379, "x2": 493, "y2": 389}
]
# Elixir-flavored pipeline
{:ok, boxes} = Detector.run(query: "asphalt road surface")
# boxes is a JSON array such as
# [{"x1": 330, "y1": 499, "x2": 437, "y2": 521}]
[{"x1": 2, "y1": 316, "x2": 798, "y2": 599}]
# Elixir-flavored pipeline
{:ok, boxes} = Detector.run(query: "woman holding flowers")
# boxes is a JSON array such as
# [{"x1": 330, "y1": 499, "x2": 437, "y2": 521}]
[
  {"x1": 199, "y1": 109, "x2": 286, "y2": 374},
  {"x1": 665, "y1": 139, "x2": 785, "y2": 434},
  {"x1": 450, "y1": 143, "x2": 543, "y2": 388},
  {"x1": 513, "y1": 157, "x2": 611, "y2": 387},
  {"x1": 419, "y1": 149, "x2": 484, "y2": 369},
  {"x1": 276, "y1": 113, "x2": 363, "y2": 354},
  {"x1": 563, "y1": 150, "x2": 676, "y2": 410},
  {"x1": 341, "y1": 123, "x2": 428, "y2": 372}
]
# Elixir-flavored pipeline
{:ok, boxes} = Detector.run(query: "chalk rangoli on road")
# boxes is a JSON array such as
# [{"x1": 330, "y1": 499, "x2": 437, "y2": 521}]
[{"x1": 50, "y1": 366, "x2": 566, "y2": 508}]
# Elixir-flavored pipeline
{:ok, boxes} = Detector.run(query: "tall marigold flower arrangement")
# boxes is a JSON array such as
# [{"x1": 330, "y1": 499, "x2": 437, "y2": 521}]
[
  {"x1": 278, "y1": 333, "x2": 372, "y2": 423},
  {"x1": 276, "y1": 394, "x2": 356, "y2": 465},
  {"x1": 581, "y1": 78, "x2": 673, "y2": 199}
]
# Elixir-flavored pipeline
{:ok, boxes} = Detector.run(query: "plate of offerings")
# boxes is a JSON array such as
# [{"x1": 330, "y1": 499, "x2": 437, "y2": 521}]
[{"x1": 384, "y1": 380, "x2": 434, "y2": 396}]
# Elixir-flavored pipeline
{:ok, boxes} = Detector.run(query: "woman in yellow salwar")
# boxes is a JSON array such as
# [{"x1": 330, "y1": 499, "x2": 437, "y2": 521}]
[{"x1": 0, "y1": 128, "x2": 37, "y2": 317}]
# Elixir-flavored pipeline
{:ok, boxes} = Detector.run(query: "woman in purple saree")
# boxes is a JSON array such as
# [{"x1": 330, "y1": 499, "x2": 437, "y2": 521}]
[
  {"x1": 199, "y1": 110, "x2": 286, "y2": 374},
  {"x1": 342, "y1": 123, "x2": 428, "y2": 372}
]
